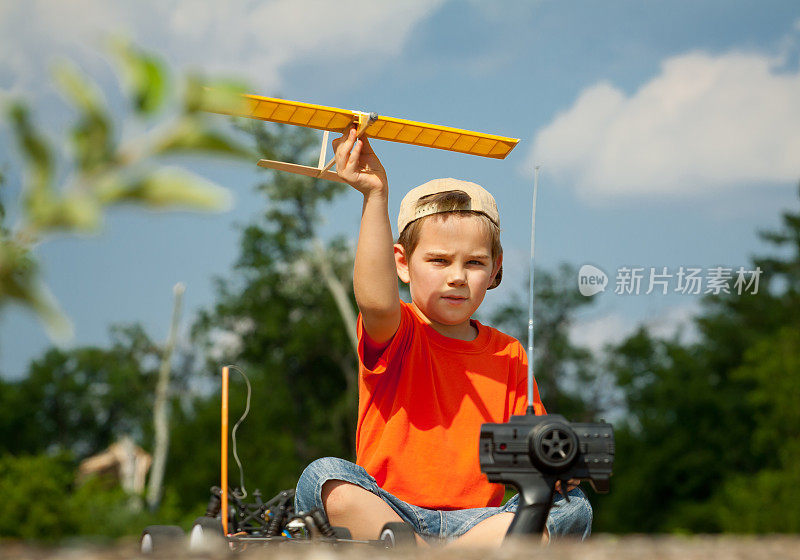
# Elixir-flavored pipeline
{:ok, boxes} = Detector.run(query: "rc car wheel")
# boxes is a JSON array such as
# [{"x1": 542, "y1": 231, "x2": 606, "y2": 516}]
[
  {"x1": 528, "y1": 421, "x2": 579, "y2": 472},
  {"x1": 330, "y1": 525, "x2": 352, "y2": 539},
  {"x1": 140, "y1": 525, "x2": 186, "y2": 554},
  {"x1": 379, "y1": 522, "x2": 416, "y2": 548},
  {"x1": 188, "y1": 516, "x2": 227, "y2": 553}
]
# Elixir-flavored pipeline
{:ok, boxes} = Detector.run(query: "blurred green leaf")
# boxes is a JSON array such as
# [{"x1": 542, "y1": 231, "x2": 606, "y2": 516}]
[
  {"x1": 7, "y1": 102, "x2": 54, "y2": 196},
  {"x1": 57, "y1": 191, "x2": 102, "y2": 231},
  {"x1": 8, "y1": 101, "x2": 99, "y2": 234},
  {"x1": 0, "y1": 238, "x2": 72, "y2": 339},
  {"x1": 24, "y1": 189, "x2": 101, "y2": 235},
  {"x1": 111, "y1": 38, "x2": 167, "y2": 116},
  {"x1": 98, "y1": 167, "x2": 231, "y2": 211},
  {"x1": 27, "y1": 280, "x2": 74, "y2": 341},
  {"x1": 0, "y1": 238, "x2": 36, "y2": 298},
  {"x1": 3, "y1": 42, "x2": 253, "y2": 346},
  {"x1": 154, "y1": 117, "x2": 254, "y2": 158},
  {"x1": 54, "y1": 61, "x2": 115, "y2": 174},
  {"x1": 53, "y1": 60, "x2": 105, "y2": 115},
  {"x1": 187, "y1": 77, "x2": 249, "y2": 115}
]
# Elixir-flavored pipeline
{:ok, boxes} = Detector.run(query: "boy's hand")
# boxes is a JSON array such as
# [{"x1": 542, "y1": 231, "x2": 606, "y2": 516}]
[
  {"x1": 555, "y1": 479, "x2": 580, "y2": 495},
  {"x1": 333, "y1": 127, "x2": 388, "y2": 195}
]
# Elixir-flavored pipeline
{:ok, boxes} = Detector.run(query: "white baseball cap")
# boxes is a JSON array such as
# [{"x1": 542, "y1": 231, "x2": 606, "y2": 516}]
[{"x1": 397, "y1": 178, "x2": 500, "y2": 234}]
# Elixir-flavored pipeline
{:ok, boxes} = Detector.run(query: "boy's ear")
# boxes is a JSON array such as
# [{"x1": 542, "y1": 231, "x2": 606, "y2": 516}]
[
  {"x1": 489, "y1": 253, "x2": 503, "y2": 289},
  {"x1": 394, "y1": 244, "x2": 411, "y2": 284}
]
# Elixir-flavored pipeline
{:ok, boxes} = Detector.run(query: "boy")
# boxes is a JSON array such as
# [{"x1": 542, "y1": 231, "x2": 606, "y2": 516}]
[{"x1": 295, "y1": 128, "x2": 592, "y2": 545}]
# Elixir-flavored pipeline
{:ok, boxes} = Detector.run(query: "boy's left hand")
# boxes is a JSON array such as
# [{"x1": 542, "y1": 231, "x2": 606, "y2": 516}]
[
  {"x1": 555, "y1": 479, "x2": 580, "y2": 496},
  {"x1": 332, "y1": 127, "x2": 388, "y2": 196}
]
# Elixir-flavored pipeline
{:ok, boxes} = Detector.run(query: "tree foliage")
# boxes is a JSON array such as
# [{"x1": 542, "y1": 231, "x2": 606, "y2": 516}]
[
  {"x1": 711, "y1": 327, "x2": 800, "y2": 532},
  {"x1": 0, "y1": 326, "x2": 162, "y2": 459},
  {"x1": 594, "y1": 183, "x2": 800, "y2": 533},
  {"x1": 0, "y1": 41, "x2": 252, "y2": 338},
  {"x1": 0, "y1": 453, "x2": 182, "y2": 541},
  {"x1": 167, "y1": 121, "x2": 358, "y2": 512}
]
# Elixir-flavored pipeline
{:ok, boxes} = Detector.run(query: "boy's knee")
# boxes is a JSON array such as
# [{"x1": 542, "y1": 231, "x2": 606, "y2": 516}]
[
  {"x1": 547, "y1": 489, "x2": 593, "y2": 540},
  {"x1": 321, "y1": 480, "x2": 362, "y2": 519},
  {"x1": 296, "y1": 457, "x2": 348, "y2": 511},
  {"x1": 295, "y1": 457, "x2": 368, "y2": 513}
]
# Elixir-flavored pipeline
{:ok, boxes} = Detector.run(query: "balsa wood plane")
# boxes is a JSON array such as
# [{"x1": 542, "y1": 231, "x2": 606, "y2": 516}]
[{"x1": 206, "y1": 92, "x2": 519, "y2": 183}]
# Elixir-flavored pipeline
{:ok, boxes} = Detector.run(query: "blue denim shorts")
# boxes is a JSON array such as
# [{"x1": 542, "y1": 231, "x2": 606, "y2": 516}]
[{"x1": 295, "y1": 457, "x2": 592, "y2": 542}]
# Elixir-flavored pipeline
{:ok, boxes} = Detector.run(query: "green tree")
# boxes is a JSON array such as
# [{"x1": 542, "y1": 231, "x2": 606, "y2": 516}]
[
  {"x1": 712, "y1": 327, "x2": 800, "y2": 532},
  {"x1": 593, "y1": 328, "x2": 754, "y2": 533},
  {"x1": 706, "y1": 188, "x2": 800, "y2": 532},
  {"x1": 0, "y1": 325, "x2": 168, "y2": 460},
  {"x1": 170, "y1": 122, "x2": 358, "y2": 513},
  {"x1": 0, "y1": 453, "x2": 182, "y2": 541},
  {"x1": 595, "y1": 184, "x2": 800, "y2": 533}
]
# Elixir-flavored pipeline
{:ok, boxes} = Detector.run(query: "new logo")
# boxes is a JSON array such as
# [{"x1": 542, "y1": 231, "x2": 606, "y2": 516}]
[{"x1": 578, "y1": 265, "x2": 608, "y2": 296}]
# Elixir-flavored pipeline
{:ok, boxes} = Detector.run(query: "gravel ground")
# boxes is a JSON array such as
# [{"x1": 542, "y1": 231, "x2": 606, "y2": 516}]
[{"x1": 3, "y1": 535, "x2": 800, "y2": 560}]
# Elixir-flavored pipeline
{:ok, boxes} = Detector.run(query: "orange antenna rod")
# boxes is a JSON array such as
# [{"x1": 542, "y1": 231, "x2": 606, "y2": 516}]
[{"x1": 221, "y1": 366, "x2": 229, "y2": 536}]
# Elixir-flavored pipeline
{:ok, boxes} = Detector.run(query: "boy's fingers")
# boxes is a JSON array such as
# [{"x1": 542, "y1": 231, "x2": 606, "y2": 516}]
[
  {"x1": 342, "y1": 139, "x2": 363, "y2": 177},
  {"x1": 350, "y1": 138, "x2": 363, "y2": 165},
  {"x1": 333, "y1": 138, "x2": 348, "y2": 174},
  {"x1": 343, "y1": 127, "x2": 357, "y2": 151},
  {"x1": 332, "y1": 129, "x2": 352, "y2": 153},
  {"x1": 334, "y1": 128, "x2": 357, "y2": 174}
]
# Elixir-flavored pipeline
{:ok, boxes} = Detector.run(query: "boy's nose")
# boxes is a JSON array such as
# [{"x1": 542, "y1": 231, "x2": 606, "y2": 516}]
[{"x1": 447, "y1": 266, "x2": 467, "y2": 285}]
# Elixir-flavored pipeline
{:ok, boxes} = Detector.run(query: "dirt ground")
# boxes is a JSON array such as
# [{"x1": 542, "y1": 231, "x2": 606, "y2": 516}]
[{"x1": 3, "y1": 535, "x2": 800, "y2": 560}]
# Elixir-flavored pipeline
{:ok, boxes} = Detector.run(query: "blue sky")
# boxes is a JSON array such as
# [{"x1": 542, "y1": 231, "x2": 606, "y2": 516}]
[{"x1": 2, "y1": 1, "x2": 799, "y2": 378}]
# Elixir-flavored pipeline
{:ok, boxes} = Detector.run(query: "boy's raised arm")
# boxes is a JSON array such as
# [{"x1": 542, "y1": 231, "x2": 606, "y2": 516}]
[{"x1": 333, "y1": 128, "x2": 401, "y2": 344}]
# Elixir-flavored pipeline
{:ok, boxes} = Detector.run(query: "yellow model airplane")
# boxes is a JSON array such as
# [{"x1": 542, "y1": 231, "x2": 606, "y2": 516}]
[{"x1": 206, "y1": 93, "x2": 519, "y2": 183}]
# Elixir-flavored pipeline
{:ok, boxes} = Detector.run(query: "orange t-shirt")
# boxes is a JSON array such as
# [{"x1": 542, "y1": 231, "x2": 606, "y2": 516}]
[{"x1": 355, "y1": 301, "x2": 546, "y2": 510}]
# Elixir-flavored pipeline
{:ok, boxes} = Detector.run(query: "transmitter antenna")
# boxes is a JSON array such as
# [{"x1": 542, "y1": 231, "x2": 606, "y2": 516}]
[{"x1": 526, "y1": 166, "x2": 540, "y2": 415}]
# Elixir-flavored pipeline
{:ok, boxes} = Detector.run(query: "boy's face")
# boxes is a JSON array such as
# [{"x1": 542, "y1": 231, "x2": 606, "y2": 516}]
[{"x1": 394, "y1": 214, "x2": 502, "y2": 340}]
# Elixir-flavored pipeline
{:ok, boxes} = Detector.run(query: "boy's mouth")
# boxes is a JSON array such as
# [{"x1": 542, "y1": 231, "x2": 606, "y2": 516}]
[{"x1": 441, "y1": 294, "x2": 468, "y2": 303}]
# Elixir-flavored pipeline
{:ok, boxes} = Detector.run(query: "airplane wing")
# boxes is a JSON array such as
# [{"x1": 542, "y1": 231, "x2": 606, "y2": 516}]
[{"x1": 209, "y1": 93, "x2": 519, "y2": 160}]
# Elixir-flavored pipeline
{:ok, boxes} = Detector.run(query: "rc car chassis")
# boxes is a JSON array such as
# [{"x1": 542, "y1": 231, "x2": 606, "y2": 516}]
[{"x1": 140, "y1": 366, "x2": 417, "y2": 553}]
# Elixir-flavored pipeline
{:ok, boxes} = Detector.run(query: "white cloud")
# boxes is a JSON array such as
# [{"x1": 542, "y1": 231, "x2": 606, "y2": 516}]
[
  {"x1": 570, "y1": 302, "x2": 699, "y2": 355},
  {"x1": 644, "y1": 304, "x2": 699, "y2": 342},
  {"x1": 206, "y1": 318, "x2": 255, "y2": 362},
  {"x1": 530, "y1": 50, "x2": 800, "y2": 198},
  {"x1": 1, "y1": 0, "x2": 443, "y2": 100},
  {"x1": 569, "y1": 312, "x2": 630, "y2": 355},
  {"x1": 161, "y1": 0, "x2": 442, "y2": 89}
]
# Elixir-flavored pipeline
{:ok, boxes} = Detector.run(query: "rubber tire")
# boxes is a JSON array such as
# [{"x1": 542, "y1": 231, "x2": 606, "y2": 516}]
[
  {"x1": 330, "y1": 526, "x2": 352, "y2": 540},
  {"x1": 140, "y1": 525, "x2": 185, "y2": 554},
  {"x1": 188, "y1": 517, "x2": 227, "y2": 553},
  {"x1": 529, "y1": 421, "x2": 579, "y2": 472},
  {"x1": 379, "y1": 522, "x2": 416, "y2": 548}
]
